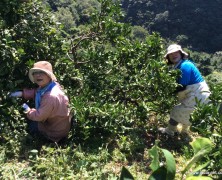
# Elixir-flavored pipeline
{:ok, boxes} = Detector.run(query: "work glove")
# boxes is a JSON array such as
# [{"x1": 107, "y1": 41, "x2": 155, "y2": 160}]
[
  {"x1": 177, "y1": 91, "x2": 186, "y2": 101},
  {"x1": 177, "y1": 89, "x2": 191, "y2": 101},
  {"x1": 22, "y1": 103, "x2": 30, "y2": 113},
  {"x1": 10, "y1": 91, "x2": 23, "y2": 98}
]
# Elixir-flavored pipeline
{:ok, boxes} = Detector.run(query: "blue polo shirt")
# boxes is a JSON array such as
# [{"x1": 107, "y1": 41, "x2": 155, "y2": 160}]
[{"x1": 177, "y1": 60, "x2": 204, "y2": 86}]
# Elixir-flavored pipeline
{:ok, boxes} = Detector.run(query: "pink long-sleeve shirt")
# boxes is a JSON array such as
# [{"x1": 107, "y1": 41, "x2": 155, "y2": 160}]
[{"x1": 23, "y1": 84, "x2": 71, "y2": 142}]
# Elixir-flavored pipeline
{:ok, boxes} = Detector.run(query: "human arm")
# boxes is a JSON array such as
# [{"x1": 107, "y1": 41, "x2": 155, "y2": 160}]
[
  {"x1": 10, "y1": 91, "x2": 23, "y2": 98},
  {"x1": 22, "y1": 89, "x2": 36, "y2": 100},
  {"x1": 174, "y1": 84, "x2": 186, "y2": 93},
  {"x1": 177, "y1": 89, "x2": 191, "y2": 101},
  {"x1": 10, "y1": 89, "x2": 36, "y2": 100},
  {"x1": 177, "y1": 62, "x2": 192, "y2": 86},
  {"x1": 175, "y1": 61, "x2": 192, "y2": 100},
  {"x1": 26, "y1": 94, "x2": 56, "y2": 121},
  {"x1": 177, "y1": 60, "x2": 203, "y2": 86}
]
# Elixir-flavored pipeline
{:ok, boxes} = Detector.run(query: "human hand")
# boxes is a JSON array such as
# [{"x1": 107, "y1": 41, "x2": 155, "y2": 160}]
[
  {"x1": 177, "y1": 91, "x2": 187, "y2": 101},
  {"x1": 22, "y1": 103, "x2": 30, "y2": 113},
  {"x1": 178, "y1": 89, "x2": 192, "y2": 101},
  {"x1": 10, "y1": 91, "x2": 23, "y2": 98}
]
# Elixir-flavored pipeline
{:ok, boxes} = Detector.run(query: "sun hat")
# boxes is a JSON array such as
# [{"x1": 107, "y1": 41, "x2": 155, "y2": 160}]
[
  {"x1": 29, "y1": 61, "x2": 57, "y2": 82},
  {"x1": 164, "y1": 44, "x2": 188, "y2": 58}
]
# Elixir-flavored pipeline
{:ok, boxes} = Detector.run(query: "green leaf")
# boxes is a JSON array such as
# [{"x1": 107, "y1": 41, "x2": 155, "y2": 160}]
[
  {"x1": 182, "y1": 137, "x2": 214, "y2": 176},
  {"x1": 148, "y1": 166, "x2": 167, "y2": 180},
  {"x1": 161, "y1": 149, "x2": 176, "y2": 180},
  {"x1": 148, "y1": 141, "x2": 160, "y2": 171},
  {"x1": 190, "y1": 137, "x2": 214, "y2": 154},
  {"x1": 188, "y1": 161, "x2": 210, "y2": 176},
  {"x1": 119, "y1": 166, "x2": 134, "y2": 180}
]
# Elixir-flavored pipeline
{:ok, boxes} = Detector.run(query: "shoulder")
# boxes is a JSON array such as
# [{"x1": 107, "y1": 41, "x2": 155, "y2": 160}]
[
  {"x1": 47, "y1": 84, "x2": 69, "y2": 104},
  {"x1": 42, "y1": 84, "x2": 63, "y2": 98},
  {"x1": 50, "y1": 84, "x2": 65, "y2": 96},
  {"x1": 181, "y1": 59, "x2": 195, "y2": 65},
  {"x1": 180, "y1": 60, "x2": 196, "y2": 68}
]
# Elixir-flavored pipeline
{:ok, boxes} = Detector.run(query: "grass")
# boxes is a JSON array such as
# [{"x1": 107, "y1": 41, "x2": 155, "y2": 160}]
[{"x1": 0, "y1": 120, "x2": 198, "y2": 179}]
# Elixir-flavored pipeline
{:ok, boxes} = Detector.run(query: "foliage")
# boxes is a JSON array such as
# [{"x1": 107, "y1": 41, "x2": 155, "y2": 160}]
[
  {"x1": 44, "y1": 0, "x2": 100, "y2": 32},
  {"x1": 181, "y1": 138, "x2": 214, "y2": 179},
  {"x1": 120, "y1": 166, "x2": 134, "y2": 180},
  {"x1": 0, "y1": 0, "x2": 64, "y2": 91},
  {"x1": 190, "y1": 51, "x2": 214, "y2": 76},
  {"x1": 190, "y1": 82, "x2": 222, "y2": 177},
  {"x1": 122, "y1": 0, "x2": 222, "y2": 53},
  {"x1": 0, "y1": 0, "x2": 65, "y2": 158},
  {"x1": 64, "y1": 0, "x2": 180, "y2": 142},
  {"x1": 121, "y1": 138, "x2": 214, "y2": 180},
  {"x1": 206, "y1": 71, "x2": 222, "y2": 84},
  {"x1": 130, "y1": 25, "x2": 149, "y2": 41},
  {"x1": 0, "y1": 0, "x2": 222, "y2": 179},
  {"x1": 54, "y1": 7, "x2": 77, "y2": 34},
  {"x1": 1, "y1": 0, "x2": 176, "y2": 160},
  {"x1": 0, "y1": 145, "x2": 116, "y2": 179},
  {"x1": 148, "y1": 140, "x2": 176, "y2": 180},
  {"x1": 211, "y1": 51, "x2": 222, "y2": 71}
]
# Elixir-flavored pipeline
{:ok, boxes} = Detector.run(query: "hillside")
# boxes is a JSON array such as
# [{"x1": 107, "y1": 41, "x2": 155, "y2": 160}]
[
  {"x1": 121, "y1": 0, "x2": 222, "y2": 53},
  {"x1": 0, "y1": 0, "x2": 221, "y2": 179}
]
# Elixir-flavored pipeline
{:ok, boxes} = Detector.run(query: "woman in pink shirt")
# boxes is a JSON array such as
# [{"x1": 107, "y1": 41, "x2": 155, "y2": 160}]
[{"x1": 10, "y1": 61, "x2": 71, "y2": 142}]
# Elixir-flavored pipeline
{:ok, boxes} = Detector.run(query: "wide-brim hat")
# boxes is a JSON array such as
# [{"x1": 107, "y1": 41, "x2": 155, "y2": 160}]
[
  {"x1": 164, "y1": 44, "x2": 188, "y2": 58},
  {"x1": 29, "y1": 61, "x2": 57, "y2": 82}
]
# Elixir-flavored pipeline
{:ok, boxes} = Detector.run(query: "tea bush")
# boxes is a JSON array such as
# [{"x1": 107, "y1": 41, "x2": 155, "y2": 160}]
[
  {"x1": 190, "y1": 82, "x2": 222, "y2": 177},
  {"x1": 0, "y1": 0, "x2": 66, "y2": 159}
]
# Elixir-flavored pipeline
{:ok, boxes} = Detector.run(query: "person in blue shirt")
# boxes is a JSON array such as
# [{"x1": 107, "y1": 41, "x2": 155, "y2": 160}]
[{"x1": 159, "y1": 44, "x2": 211, "y2": 136}]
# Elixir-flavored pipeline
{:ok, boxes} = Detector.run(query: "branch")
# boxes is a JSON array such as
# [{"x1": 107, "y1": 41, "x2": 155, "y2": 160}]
[
  {"x1": 69, "y1": 32, "x2": 99, "y2": 64},
  {"x1": 71, "y1": 32, "x2": 99, "y2": 51}
]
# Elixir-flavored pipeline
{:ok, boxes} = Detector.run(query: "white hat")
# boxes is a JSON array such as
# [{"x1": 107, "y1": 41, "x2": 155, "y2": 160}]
[
  {"x1": 164, "y1": 44, "x2": 188, "y2": 58},
  {"x1": 29, "y1": 61, "x2": 57, "y2": 82}
]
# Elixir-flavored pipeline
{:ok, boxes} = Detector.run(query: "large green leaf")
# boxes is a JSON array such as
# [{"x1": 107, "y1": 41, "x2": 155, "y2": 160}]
[
  {"x1": 148, "y1": 166, "x2": 167, "y2": 180},
  {"x1": 148, "y1": 141, "x2": 160, "y2": 172},
  {"x1": 188, "y1": 161, "x2": 210, "y2": 176},
  {"x1": 119, "y1": 166, "x2": 134, "y2": 180},
  {"x1": 190, "y1": 137, "x2": 214, "y2": 154},
  {"x1": 148, "y1": 143, "x2": 176, "y2": 180},
  {"x1": 161, "y1": 149, "x2": 176, "y2": 180},
  {"x1": 182, "y1": 137, "x2": 214, "y2": 176}
]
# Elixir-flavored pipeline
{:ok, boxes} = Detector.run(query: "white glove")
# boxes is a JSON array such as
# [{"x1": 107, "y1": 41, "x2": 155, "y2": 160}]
[
  {"x1": 10, "y1": 91, "x2": 23, "y2": 98},
  {"x1": 22, "y1": 103, "x2": 30, "y2": 113}
]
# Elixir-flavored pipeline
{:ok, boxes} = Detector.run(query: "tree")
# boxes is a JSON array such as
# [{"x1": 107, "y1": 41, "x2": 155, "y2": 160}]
[
  {"x1": 65, "y1": 0, "x2": 179, "y2": 141},
  {"x1": 54, "y1": 7, "x2": 77, "y2": 34},
  {"x1": 131, "y1": 25, "x2": 149, "y2": 41},
  {"x1": 122, "y1": 0, "x2": 222, "y2": 53},
  {"x1": 0, "y1": 0, "x2": 66, "y2": 150}
]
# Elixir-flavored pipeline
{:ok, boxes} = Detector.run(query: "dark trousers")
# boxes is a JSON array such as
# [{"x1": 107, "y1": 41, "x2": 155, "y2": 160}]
[{"x1": 27, "y1": 121, "x2": 39, "y2": 134}]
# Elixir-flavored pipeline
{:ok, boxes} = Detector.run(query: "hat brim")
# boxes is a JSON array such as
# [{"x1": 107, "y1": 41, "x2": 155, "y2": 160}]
[
  {"x1": 164, "y1": 49, "x2": 188, "y2": 58},
  {"x1": 29, "y1": 68, "x2": 57, "y2": 82}
]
